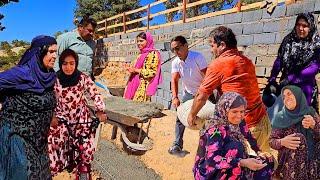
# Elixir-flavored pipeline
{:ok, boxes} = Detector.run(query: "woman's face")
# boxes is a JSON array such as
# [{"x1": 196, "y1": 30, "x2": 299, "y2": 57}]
[
  {"x1": 227, "y1": 105, "x2": 245, "y2": 125},
  {"x1": 61, "y1": 55, "x2": 76, "y2": 75},
  {"x1": 283, "y1": 89, "x2": 297, "y2": 111},
  {"x1": 137, "y1": 37, "x2": 147, "y2": 50},
  {"x1": 42, "y1": 44, "x2": 57, "y2": 70},
  {"x1": 295, "y1": 18, "x2": 310, "y2": 39}
]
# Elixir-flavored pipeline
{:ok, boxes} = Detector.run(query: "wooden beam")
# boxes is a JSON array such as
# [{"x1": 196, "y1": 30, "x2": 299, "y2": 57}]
[
  {"x1": 182, "y1": 0, "x2": 187, "y2": 23},
  {"x1": 126, "y1": 16, "x2": 148, "y2": 26},
  {"x1": 149, "y1": 20, "x2": 182, "y2": 30},
  {"x1": 186, "y1": 0, "x2": 217, "y2": 9},
  {"x1": 150, "y1": 6, "x2": 182, "y2": 18},
  {"x1": 186, "y1": 7, "x2": 237, "y2": 22}
]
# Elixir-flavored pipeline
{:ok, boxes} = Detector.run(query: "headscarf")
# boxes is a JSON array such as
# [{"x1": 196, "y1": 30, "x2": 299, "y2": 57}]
[
  {"x1": 56, "y1": 49, "x2": 81, "y2": 88},
  {"x1": 278, "y1": 13, "x2": 320, "y2": 77},
  {"x1": 272, "y1": 85, "x2": 316, "y2": 158},
  {"x1": 124, "y1": 32, "x2": 162, "y2": 99},
  {"x1": 0, "y1": 35, "x2": 57, "y2": 93},
  {"x1": 206, "y1": 92, "x2": 248, "y2": 150}
]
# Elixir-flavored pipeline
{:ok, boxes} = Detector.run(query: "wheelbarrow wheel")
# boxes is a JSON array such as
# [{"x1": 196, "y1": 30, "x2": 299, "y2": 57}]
[{"x1": 120, "y1": 126, "x2": 148, "y2": 155}]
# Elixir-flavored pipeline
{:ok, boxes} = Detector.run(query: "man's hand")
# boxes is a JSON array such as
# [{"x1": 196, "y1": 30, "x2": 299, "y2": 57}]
[
  {"x1": 172, "y1": 97, "x2": 180, "y2": 108},
  {"x1": 302, "y1": 115, "x2": 315, "y2": 129},
  {"x1": 187, "y1": 113, "x2": 197, "y2": 127},
  {"x1": 280, "y1": 133, "x2": 301, "y2": 150},
  {"x1": 96, "y1": 111, "x2": 107, "y2": 123}
]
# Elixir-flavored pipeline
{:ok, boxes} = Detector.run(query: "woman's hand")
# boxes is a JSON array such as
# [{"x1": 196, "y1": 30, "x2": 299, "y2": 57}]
[
  {"x1": 124, "y1": 63, "x2": 140, "y2": 74},
  {"x1": 302, "y1": 115, "x2": 315, "y2": 129},
  {"x1": 96, "y1": 111, "x2": 107, "y2": 123},
  {"x1": 240, "y1": 158, "x2": 267, "y2": 171},
  {"x1": 280, "y1": 133, "x2": 301, "y2": 149},
  {"x1": 257, "y1": 151, "x2": 274, "y2": 162},
  {"x1": 51, "y1": 115, "x2": 59, "y2": 128}
]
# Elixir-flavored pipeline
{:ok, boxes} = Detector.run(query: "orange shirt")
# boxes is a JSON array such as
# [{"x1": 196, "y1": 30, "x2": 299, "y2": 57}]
[{"x1": 199, "y1": 49, "x2": 267, "y2": 127}]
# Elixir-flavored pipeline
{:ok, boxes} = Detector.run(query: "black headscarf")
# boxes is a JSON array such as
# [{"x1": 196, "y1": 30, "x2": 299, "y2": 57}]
[
  {"x1": 278, "y1": 13, "x2": 320, "y2": 77},
  {"x1": 56, "y1": 49, "x2": 81, "y2": 88}
]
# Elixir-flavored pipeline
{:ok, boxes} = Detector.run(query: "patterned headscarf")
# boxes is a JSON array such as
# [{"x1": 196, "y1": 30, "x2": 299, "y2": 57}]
[
  {"x1": 206, "y1": 92, "x2": 248, "y2": 148},
  {"x1": 278, "y1": 13, "x2": 320, "y2": 77}
]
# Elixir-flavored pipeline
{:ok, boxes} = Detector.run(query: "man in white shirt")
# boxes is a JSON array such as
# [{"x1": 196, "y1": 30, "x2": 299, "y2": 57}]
[{"x1": 168, "y1": 36, "x2": 208, "y2": 155}]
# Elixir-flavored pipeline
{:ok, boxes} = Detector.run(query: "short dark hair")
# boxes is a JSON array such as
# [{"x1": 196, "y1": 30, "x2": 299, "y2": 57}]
[
  {"x1": 78, "y1": 16, "x2": 97, "y2": 29},
  {"x1": 209, "y1": 26, "x2": 237, "y2": 48},
  {"x1": 171, "y1": 36, "x2": 188, "y2": 45},
  {"x1": 136, "y1": 32, "x2": 147, "y2": 40},
  {"x1": 59, "y1": 49, "x2": 79, "y2": 69}
]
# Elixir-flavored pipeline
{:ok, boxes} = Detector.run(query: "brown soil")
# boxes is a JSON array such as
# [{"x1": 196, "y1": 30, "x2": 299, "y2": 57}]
[
  {"x1": 100, "y1": 110, "x2": 199, "y2": 180},
  {"x1": 97, "y1": 61, "x2": 129, "y2": 87}
]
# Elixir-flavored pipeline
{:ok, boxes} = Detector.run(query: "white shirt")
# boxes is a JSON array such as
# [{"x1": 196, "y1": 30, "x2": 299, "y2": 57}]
[{"x1": 171, "y1": 51, "x2": 207, "y2": 95}]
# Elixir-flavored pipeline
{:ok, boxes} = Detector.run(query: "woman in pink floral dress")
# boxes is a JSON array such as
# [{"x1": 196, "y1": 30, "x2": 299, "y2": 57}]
[
  {"x1": 48, "y1": 49, "x2": 106, "y2": 176},
  {"x1": 194, "y1": 92, "x2": 274, "y2": 179}
]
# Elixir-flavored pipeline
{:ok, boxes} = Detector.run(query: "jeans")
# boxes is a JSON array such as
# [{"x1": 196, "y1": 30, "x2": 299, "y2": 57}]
[{"x1": 173, "y1": 91, "x2": 194, "y2": 149}]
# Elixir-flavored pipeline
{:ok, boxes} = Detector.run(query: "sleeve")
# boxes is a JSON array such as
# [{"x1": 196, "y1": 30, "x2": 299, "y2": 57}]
[
  {"x1": 196, "y1": 53, "x2": 208, "y2": 70},
  {"x1": 194, "y1": 126, "x2": 242, "y2": 179},
  {"x1": 239, "y1": 121, "x2": 260, "y2": 153},
  {"x1": 53, "y1": 82, "x2": 63, "y2": 118},
  {"x1": 287, "y1": 61, "x2": 320, "y2": 84},
  {"x1": 268, "y1": 57, "x2": 282, "y2": 83},
  {"x1": 54, "y1": 35, "x2": 68, "y2": 72},
  {"x1": 84, "y1": 75, "x2": 105, "y2": 112},
  {"x1": 198, "y1": 62, "x2": 223, "y2": 95},
  {"x1": 171, "y1": 58, "x2": 180, "y2": 74},
  {"x1": 269, "y1": 128, "x2": 284, "y2": 150},
  {"x1": 139, "y1": 51, "x2": 159, "y2": 79}
]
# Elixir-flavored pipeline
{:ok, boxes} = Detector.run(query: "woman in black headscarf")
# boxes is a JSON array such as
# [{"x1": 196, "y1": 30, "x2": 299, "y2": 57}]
[
  {"x1": 0, "y1": 35, "x2": 57, "y2": 180},
  {"x1": 269, "y1": 85, "x2": 320, "y2": 179},
  {"x1": 265, "y1": 13, "x2": 320, "y2": 110}
]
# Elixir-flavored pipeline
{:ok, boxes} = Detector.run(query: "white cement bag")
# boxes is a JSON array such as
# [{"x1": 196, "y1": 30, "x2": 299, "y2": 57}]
[{"x1": 177, "y1": 99, "x2": 215, "y2": 130}]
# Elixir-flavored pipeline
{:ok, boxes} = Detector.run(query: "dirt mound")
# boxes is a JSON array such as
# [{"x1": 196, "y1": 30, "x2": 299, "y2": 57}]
[{"x1": 97, "y1": 61, "x2": 129, "y2": 87}]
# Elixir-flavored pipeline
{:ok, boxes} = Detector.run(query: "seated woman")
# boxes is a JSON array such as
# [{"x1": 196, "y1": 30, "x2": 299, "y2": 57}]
[
  {"x1": 194, "y1": 92, "x2": 274, "y2": 179},
  {"x1": 124, "y1": 31, "x2": 162, "y2": 102},
  {"x1": 270, "y1": 85, "x2": 320, "y2": 179},
  {"x1": 48, "y1": 49, "x2": 106, "y2": 176}
]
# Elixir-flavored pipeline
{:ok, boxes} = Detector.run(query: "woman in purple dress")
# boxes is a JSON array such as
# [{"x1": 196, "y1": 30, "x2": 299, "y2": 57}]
[
  {"x1": 269, "y1": 85, "x2": 320, "y2": 179},
  {"x1": 194, "y1": 92, "x2": 274, "y2": 180},
  {"x1": 265, "y1": 13, "x2": 320, "y2": 110}
]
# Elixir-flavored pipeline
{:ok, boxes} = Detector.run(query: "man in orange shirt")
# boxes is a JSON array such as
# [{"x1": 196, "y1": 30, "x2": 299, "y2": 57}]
[{"x1": 187, "y1": 26, "x2": 271, "y2": 153}]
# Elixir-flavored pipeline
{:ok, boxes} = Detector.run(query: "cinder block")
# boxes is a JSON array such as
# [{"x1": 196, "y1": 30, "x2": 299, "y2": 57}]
[
  {"x1": 253, "y1": 33, "x2": 276, "y2": 45},
  {"x1": 242, "y1": 10, "x2": 263, "y2": 22},
  {"x1": 226, "y1": 23, "x2": 243, "y2": 36},
  {"x1": 287, "y1": 16, "x2": 297, "y2": 30},
  {"x1": 315, "y1": 0, "x2": 320, "y2": 11},
  {"x1": 286, "y1": 3, "x2": 302, "y2": 16},
  {"x1": 243, "y1": 22, "x2": 263, "y2": 35},
  {"x1": 225, "y1": 12, "x2": 242, "y2": 24},
  {"x1": 195, "y1": 19, "x2": 205, "y2": 29},
  {"x1": 173, "y1": 23, "x2": 185, "y2": 32},
  {"x1": 256, "y1": 56, "x2": 277, "y2": 67},
  {"x1": 262, "y1": 5, "x2": 286, "y2": 19},
  {"x1": 263, "y1": 19, "x2": 288, "y2": 33},
  {"x1": 255, "y1": 66, "x2": 266, "y2": 76},
  {"x1": 163, "y1": 26, "x2": 173, "y2": 34},
  {"x1": 275, "y1": 31, "x2": 290, "y2": 43},
  {"x1": 268, "y1": 44, "x2": 280, "y2": 55},
  {"x1": 204, "y1": 15, "x2": 225, "y2": 26},
  {"x1": 237, "y1": 35, "x2": 254, "y2": 46}
]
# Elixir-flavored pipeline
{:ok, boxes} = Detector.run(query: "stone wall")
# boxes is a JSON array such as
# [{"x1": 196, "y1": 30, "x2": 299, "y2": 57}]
[{"x1": 97, "y1": 0, "x2": 320, "y2": 109}]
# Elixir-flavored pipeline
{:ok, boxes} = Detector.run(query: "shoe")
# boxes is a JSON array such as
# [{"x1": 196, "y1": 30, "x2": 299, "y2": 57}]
[{"x1": 168, "y1": 145, "x2": 182, "y2": 155}]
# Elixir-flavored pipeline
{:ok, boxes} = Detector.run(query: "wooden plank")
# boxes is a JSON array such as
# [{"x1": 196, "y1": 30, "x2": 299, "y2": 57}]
[
  {"x1": 186, "y1": 7, "x2": 237, "y2": 22},
  {"x1": 107, "y1": 14, "x2": 123, "y2": 21},
  {"x1": 126, "y1": 6, "x2": 148, "y2": 16},
  {"x1": 97, "y1": 27, "x2": 105, "y2": 32},
  {"x1": 107, "y1": 23, "x2": 124, "y2": 29},
  {"x1": 126, "y1": 16, "x2": 148, "y2": 26},
  {"x1": 150, "y1": 6, "x2": 182, "y2": 18},
  {"x1": 105, "y1": 109, "x2": 142, "y2": 126},
  {"x1": 126, "y1": 26, "x2": 147, "y2": 33}
]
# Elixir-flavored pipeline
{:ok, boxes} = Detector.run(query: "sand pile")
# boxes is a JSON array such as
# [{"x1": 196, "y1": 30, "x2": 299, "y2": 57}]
[{"x1": 97, "y1": 61, "x2": 129, "y2": 87}]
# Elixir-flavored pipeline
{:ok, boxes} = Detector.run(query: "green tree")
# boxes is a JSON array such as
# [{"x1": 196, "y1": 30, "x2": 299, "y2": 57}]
[
  {"x1": 11, "y1": 39, "x2": 30, "y2": 47},
  {"x1": 0, "y1": 0, "x2": 19, "y2": 31},
  {"x1": 0, "y1": 41, "x2": 11, "y2": 51},
  {"x1": 54, "y1": 30, "x2": 68, "y2": 38},
  {"x1": 74, "y1": 0, "x2": 142, "y2": 33}
]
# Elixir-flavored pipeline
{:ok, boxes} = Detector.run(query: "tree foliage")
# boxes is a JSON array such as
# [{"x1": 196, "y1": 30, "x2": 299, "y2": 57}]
[
  {"x1": 164, "y1": 0, "x2": 261, "y2": 22},
  {"x1": 0, "y1": 0, "x2": 19, "y2": 32},
  {"x1": 74, "y1": 0, "x2": 142, "y2": 34},
  {"x1": 0, "y1": 40, "x2": 28, "y2": 71}
]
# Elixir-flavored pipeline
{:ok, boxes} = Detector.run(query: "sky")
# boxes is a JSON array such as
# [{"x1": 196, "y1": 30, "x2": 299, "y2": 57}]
[{"x1": 0, "y1": 0, "x2": 160, "y2": 42}]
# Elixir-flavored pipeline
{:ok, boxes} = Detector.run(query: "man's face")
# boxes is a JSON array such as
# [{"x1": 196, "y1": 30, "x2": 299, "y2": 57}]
[
  {"x1": 170, "y1": 41, "x2": 188, "y2": 61},
  {"x1": 78, "y1": 24, "x2": 95, "y2": 41},
  {"x1": 209, "y1": 38, "x2": 224, "y2": 58}
]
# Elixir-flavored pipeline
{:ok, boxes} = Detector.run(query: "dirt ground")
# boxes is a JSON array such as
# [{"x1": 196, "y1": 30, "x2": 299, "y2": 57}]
[
  {"x1": 100, "y1": 110, "x2": 199, "y2": 180},
  {"x1": 53, "y1": 110, "x2": 199, "y2": 180}
]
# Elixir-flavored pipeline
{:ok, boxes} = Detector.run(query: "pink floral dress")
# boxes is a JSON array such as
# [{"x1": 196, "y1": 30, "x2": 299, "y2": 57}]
[{"x1": 48, "y1": 73, "x2": 105, "y2": 175}]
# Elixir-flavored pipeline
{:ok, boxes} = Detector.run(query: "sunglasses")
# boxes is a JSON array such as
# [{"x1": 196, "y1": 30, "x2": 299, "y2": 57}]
[{"x1": 171, "y1": 44, "x2": 185, "y2": 53}]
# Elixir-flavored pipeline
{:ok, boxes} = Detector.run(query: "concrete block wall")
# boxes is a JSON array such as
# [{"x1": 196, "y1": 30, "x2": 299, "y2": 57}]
[{"x1": 97, "y1": 0, "x2": 320, "y2": 109}]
